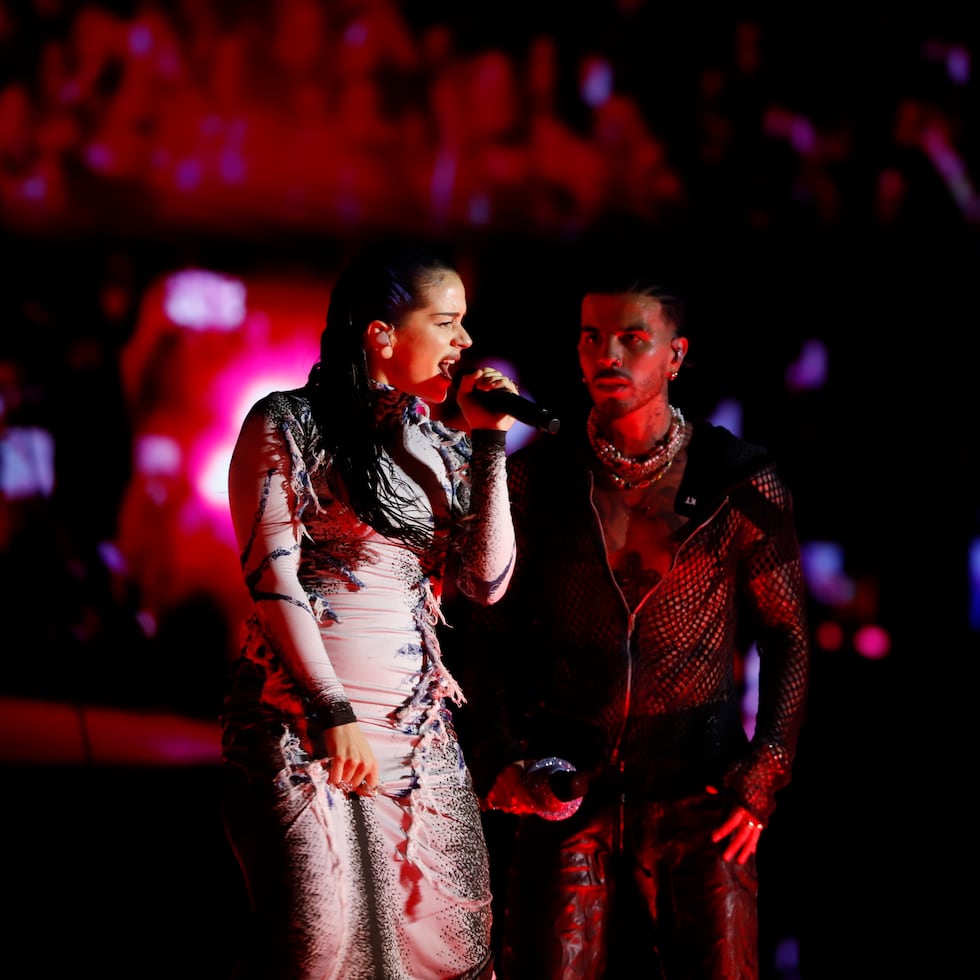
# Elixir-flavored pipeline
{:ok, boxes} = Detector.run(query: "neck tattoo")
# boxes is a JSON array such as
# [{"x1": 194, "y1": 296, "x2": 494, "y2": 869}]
[{"x1": 587, "y1": 405, "x2": 687, "y2": 490}]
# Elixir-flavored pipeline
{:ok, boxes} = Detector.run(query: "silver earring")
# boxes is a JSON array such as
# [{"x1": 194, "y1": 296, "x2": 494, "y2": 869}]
[{"x1": 668, "y1": 370, "x2": 679, "y2": 381}]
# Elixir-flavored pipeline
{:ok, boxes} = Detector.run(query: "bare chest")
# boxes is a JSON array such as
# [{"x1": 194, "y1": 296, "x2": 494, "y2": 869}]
[{"x1": 592, "y1": 459, "x2": 689, "y2": 602}]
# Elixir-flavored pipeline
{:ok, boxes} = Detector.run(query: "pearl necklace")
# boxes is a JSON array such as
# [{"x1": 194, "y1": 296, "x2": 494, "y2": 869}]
[{"x1": 587, "y1": 405, "x2": 686, "y2": 489}]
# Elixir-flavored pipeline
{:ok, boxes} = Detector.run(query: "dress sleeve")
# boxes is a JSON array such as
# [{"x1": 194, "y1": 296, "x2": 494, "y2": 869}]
[
  {"x1": 227, "y1": 395, "x2": 355, "y2": 728},
  {"x1": 452, "y1": 429, "x2": 516, "y2": 606}
]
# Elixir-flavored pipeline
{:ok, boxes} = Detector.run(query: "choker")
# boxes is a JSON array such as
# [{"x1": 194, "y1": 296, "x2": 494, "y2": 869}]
[{"x1": 587, "y1": 405, "x2": 686, "y2": 489}]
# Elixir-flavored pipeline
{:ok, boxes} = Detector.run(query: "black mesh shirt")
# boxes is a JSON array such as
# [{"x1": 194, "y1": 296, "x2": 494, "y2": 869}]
[{"x1": 458, "y1": 421, "x2": 811, "y2": 823}]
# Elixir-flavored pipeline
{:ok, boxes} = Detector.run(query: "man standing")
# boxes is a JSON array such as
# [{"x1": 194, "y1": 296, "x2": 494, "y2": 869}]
[{"x1": 459, "y1": 270, "x2": 811, "y2": 979}]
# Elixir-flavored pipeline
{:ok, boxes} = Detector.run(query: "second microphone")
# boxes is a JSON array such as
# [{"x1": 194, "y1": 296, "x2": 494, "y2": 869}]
[{"x1": 469, "y1": 387, "x2": 561, "y2": 434}]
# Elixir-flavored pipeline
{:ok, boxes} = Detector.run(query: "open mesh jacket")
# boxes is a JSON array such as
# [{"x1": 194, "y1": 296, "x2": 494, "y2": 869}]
[{"x1": 461, "y1": 420, "x2": 810, "y2": 823}]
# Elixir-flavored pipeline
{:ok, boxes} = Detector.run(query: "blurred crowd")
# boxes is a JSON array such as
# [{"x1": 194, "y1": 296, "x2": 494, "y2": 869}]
[
  {"x1": 0, "y1": 0, "x2": 977, "y2": 239},
  {"x1": 1, "y1": 0, "x2": 978, "y2": 722}
]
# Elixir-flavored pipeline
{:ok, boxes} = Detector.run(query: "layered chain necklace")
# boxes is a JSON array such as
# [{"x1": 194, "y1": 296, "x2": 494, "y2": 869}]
[{"x1": 587, "y1": 405, "x2": 687, "y2": 489}]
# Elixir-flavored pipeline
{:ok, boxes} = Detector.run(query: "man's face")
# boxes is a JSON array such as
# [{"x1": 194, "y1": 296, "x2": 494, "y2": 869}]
[{"x1": 578, "y1": 292, "x2": 676, "y2": 417}]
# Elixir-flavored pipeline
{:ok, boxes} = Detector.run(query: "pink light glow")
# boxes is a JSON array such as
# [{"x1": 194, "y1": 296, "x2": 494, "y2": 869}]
[
  {"x1": 853, "y1": 624, "x2": 891, "y2": 660},
  {"x1": 0, "y1": 696, "x2": 220, "y2": 766},
  {"x1": 116, "y1": 270, "x2": 328, "y2": 635},
  {"x1": 163, "y1": 268, "x2": 247, "y2": 330},
  {"x1": 195, "y1": 357, "x2": 321, "y2": 521}
]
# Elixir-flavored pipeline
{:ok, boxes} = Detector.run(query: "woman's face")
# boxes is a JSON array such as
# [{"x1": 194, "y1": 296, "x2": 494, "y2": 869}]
[{"x1": 370, "y1": 271, "x2": 473, "y2": 403}]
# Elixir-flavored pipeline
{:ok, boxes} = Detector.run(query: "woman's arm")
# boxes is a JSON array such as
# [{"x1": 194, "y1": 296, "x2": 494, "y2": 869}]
[
  {"x1": 453, "y1": 429, "x2": 516, "y2": 606},
  {"x1": 228, "y1": 397, "x2": 378, "y2": 791}
]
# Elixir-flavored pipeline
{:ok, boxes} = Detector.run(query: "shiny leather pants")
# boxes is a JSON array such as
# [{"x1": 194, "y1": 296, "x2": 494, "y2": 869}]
[{"x1": 499, "y1": 792, "x2": 758, "y2": 980}]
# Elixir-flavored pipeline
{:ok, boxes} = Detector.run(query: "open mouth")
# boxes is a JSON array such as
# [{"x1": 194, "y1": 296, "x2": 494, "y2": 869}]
[{"x1": 438, "y1": 359, "x2": 457, "y2": 380}]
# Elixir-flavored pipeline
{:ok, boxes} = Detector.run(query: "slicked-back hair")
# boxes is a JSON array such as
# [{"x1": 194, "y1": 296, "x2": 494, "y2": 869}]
[{"x1": 583, "y1": 271, "x2": 686, "y2": 336}]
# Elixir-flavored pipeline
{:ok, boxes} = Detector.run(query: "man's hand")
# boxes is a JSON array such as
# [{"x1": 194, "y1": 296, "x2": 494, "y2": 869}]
[
  {"x1": 710, "y1": 802, "x2": 764, "y2": 865},
  {"x1": 483, "y1": 762, "x2": 538, "y2": 814}
]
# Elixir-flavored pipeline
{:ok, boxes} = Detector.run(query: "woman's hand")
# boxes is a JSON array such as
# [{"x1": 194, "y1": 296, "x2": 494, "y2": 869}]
[{"x1": 322, "y1": 722, "x2": 380, "y2": 796}]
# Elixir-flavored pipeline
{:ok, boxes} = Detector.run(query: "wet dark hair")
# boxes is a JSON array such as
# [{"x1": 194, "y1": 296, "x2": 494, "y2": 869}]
[
  {"x1": 307, "y1": 238, "x2": 458, "y2": 549},
  {"x1": 617, "y1": 279, "x2": 685, "y2": 334},
  {"x1": 583, "y1": 272, "x2": 686, "y2": 335},
  {"x1": 571, "y1": 223, "x2": 688, "y2": 335}
]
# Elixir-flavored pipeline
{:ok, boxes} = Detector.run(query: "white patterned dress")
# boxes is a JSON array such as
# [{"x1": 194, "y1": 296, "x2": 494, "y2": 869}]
[{"x1": 220, "y1": 384, "x2": 515, "y2": 979}]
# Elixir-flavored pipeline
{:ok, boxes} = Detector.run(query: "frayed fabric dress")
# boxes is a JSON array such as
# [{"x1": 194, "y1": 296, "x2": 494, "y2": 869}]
[{"x1": 220, "y1": 385, "x2": 515, "y2": 980}]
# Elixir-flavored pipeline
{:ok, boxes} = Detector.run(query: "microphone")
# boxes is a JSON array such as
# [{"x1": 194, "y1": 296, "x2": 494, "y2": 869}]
[
  {"x1": 523, "y1": 757, "x2": 585, "y2": 821},
  {"x1": 547, "y1": 769, "x2": 590, "y2": 802},
  {"x1": 469, "y1": 388, "x2": 561, "y2": 434}
]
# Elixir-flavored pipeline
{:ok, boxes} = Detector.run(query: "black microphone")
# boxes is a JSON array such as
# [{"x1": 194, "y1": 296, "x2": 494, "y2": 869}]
[
  {"x1": 547, "y1": 769, "x2": 589, "y2": 802},
  {"x1": 469, "y1": 388, "x2": 561, "y2": 434}
]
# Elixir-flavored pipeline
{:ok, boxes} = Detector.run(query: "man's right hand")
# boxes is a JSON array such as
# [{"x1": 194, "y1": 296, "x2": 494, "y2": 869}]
[{"x1": 483, "y1": 762, "x2": 538, "y2": 814}]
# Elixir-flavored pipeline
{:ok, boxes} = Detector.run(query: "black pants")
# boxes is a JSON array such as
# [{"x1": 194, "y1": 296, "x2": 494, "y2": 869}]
[{"x1": 499, "y1": 791, "x2": 758, "y2": 980}]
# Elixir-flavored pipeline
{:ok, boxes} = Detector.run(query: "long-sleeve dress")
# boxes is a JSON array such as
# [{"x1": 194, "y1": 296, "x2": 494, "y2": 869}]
[{"x1": 220, "y1": 383, "x2": 515, "y2": 980}]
